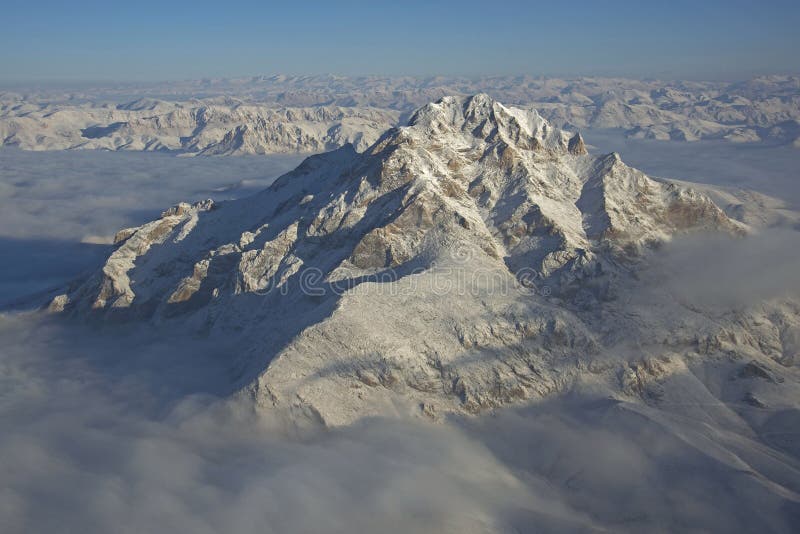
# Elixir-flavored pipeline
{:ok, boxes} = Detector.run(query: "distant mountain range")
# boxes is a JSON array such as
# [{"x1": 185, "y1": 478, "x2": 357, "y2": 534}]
[
  {"x1": 2, "y1": 75, "x2": 799, "y2": 154},
  {"x1": 0, "y1": 100, "x2": 398, "y2": 155}
]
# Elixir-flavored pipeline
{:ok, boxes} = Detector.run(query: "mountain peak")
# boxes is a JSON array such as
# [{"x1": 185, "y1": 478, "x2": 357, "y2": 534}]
[
  {"x1": 48, "y1": 95, "x2": 747, "y2": 425},
  {"x1": 406, "y1": 94, "x2": 571, "y2": 152}
]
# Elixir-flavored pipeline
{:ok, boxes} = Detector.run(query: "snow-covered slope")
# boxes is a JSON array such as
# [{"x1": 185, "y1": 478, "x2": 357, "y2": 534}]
[{"x1": 50, "y1": 95, "x2": 800, "y2": 430}]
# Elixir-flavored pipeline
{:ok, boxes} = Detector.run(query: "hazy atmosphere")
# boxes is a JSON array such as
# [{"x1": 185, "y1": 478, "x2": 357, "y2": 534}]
[
  {"x1": 2, "y1": 0, "x2": 799, "y2": 81},
  {"x1": 1, "y1": 2, "x2": 799, "y2": 533}
]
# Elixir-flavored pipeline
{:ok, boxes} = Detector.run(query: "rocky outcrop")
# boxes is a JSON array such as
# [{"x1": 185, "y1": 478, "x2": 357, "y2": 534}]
[{"x1": 567, "y1": 132, "x2": 587, "y2": 155}]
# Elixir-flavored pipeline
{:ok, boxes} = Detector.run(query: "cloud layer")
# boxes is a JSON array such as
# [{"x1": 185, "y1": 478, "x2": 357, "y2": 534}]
[
  {"x1": 1, "y1": 313, "x2": 799, "y2": 533},
  {"x1": 640, "y1": 228, "x2": 800, "y2": 310}
]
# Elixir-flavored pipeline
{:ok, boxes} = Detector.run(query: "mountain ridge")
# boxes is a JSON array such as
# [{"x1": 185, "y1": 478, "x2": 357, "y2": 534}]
[
  {"x1": 4, "y1": 75, "x2": 800, "y2": 153},
  {"x1": 47, "y1": 94, "x2": 799, "y2": 427}
]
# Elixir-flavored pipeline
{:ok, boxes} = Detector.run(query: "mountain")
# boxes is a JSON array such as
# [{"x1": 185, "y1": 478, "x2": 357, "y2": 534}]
[
  {"x1": 0, "y1": 101, "x2": 399, "y2": 154},
  {"x1": 4, "y1": 75, "x2": 800, "y2": 151},
  {"x1": 50, "y1": 95, "x2": 800, "y2": 427}
]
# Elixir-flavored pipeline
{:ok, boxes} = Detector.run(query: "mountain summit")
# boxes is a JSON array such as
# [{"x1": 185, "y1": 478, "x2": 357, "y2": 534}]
[{"x1": 50, "y1": 95, "x2": 797, "y2": 426}]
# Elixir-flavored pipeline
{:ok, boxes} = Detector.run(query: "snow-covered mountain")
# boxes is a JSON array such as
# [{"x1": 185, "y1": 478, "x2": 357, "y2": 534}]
[
  {"x1": 4, "y1": 75, "x2": 799, "y2": 152},
  {"x1": 0, "y1": 100, "x2": 399, "y2": 154},
  {"x1": 50, "y1": 95, "x2": 800, "y2": 427}
]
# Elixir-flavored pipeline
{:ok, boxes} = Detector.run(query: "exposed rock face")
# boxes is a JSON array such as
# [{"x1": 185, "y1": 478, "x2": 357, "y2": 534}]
[
  {"x1": 567, "y1": 132, "x2": 587, "y2": 155},
  {"x1": 51, "y1": 95, "x2": 800, "y2": 427}
]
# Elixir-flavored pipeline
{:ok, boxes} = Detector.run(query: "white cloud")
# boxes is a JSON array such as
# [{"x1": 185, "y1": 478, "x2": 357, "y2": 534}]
[{"x1": 636, "y1": 228, "x2": 800, "y2": 311}]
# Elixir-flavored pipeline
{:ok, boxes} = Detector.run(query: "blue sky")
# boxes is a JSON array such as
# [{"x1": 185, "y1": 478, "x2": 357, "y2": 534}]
[{"x1": 1, "y1": 0, "x2": 798, "y2": 82}]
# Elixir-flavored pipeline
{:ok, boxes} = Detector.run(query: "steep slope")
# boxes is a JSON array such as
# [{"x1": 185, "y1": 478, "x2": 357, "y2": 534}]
[{"x1": 50, "y1": 95, "x2": 799, "y2": 427}]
